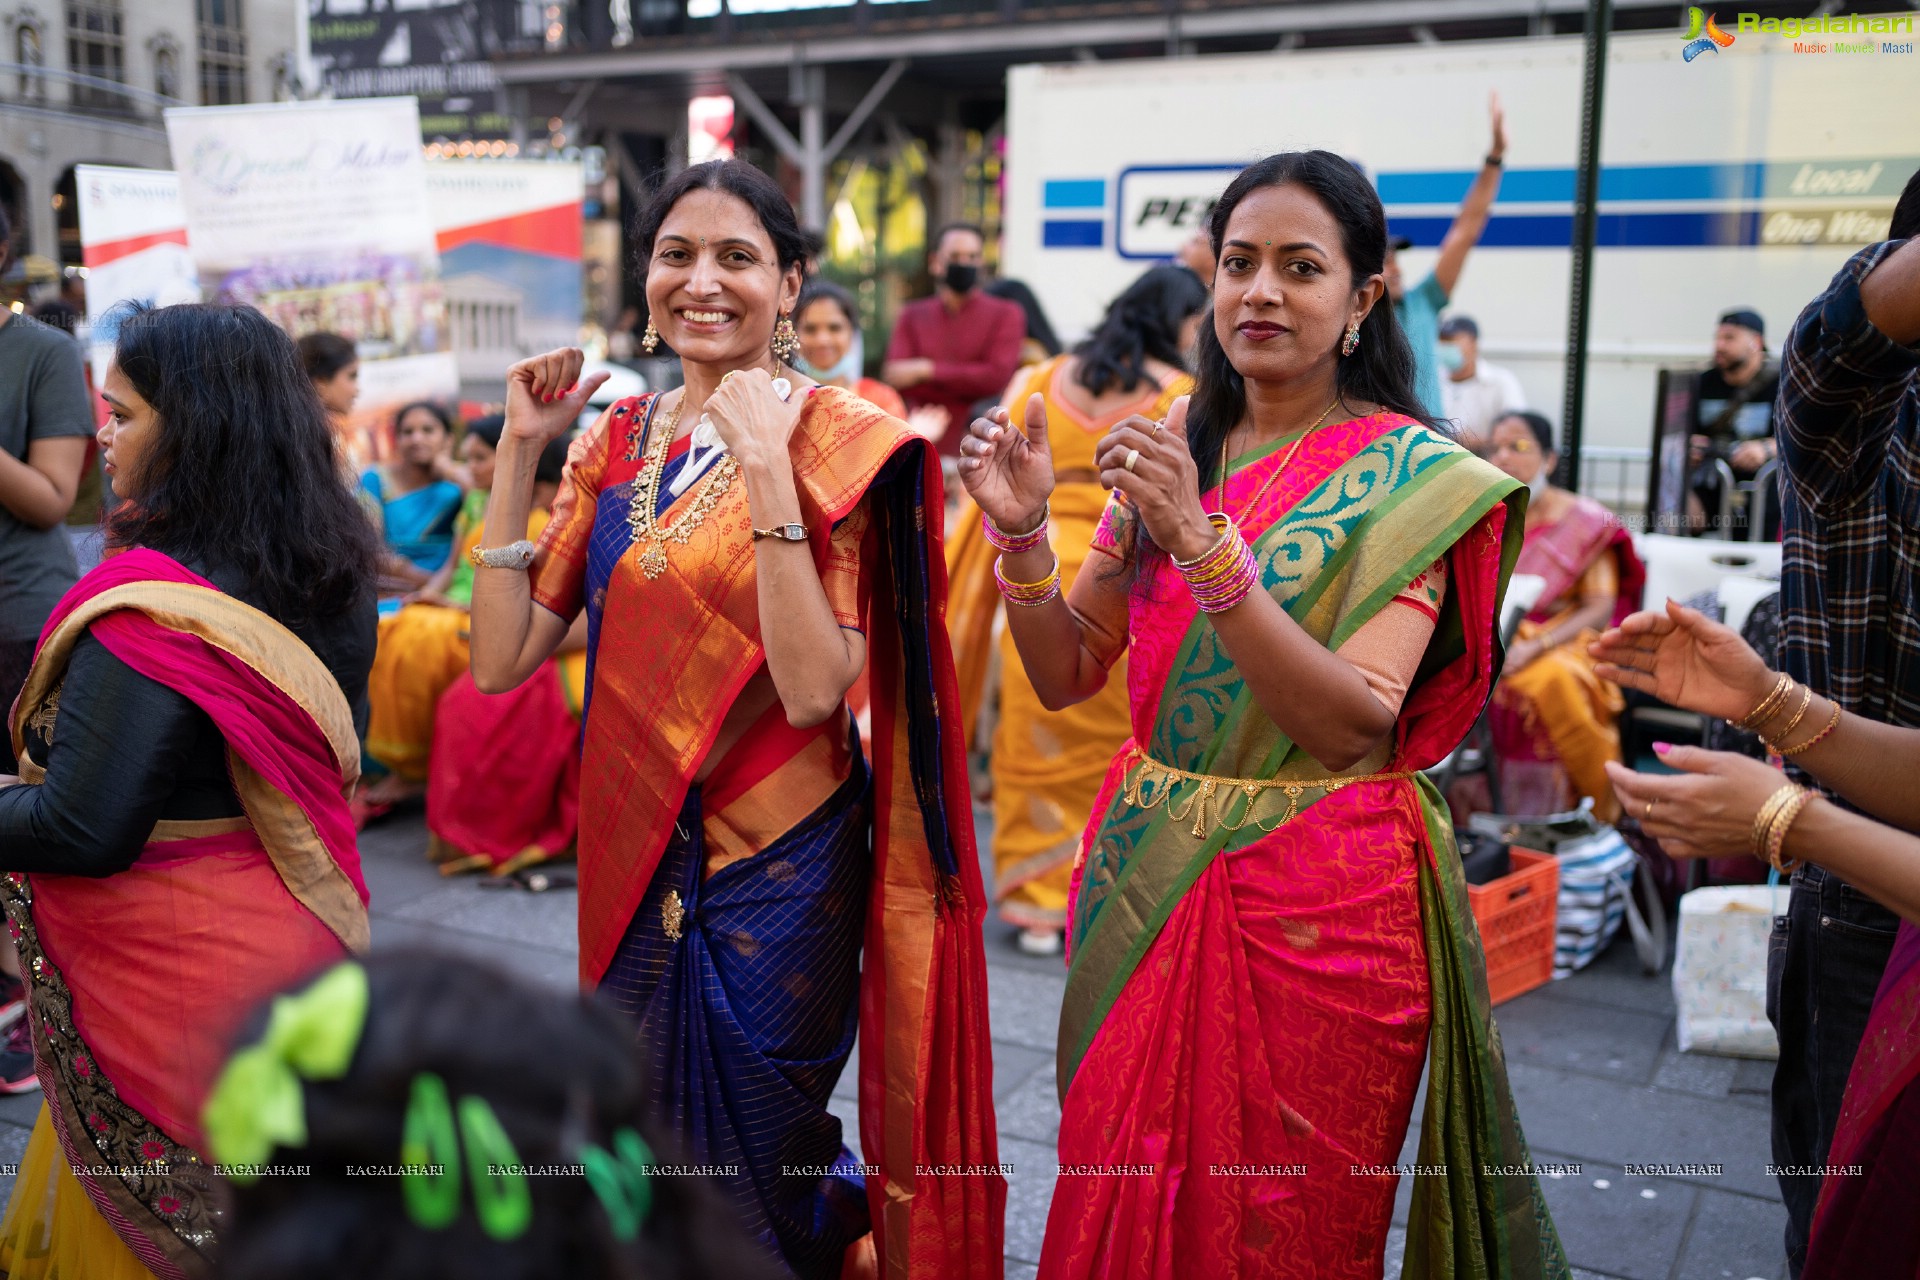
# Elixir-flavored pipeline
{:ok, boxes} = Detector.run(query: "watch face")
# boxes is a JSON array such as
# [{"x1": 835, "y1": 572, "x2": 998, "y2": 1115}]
[{"x1": 784, "y1": 523, "x2": 806, "y2": 540}]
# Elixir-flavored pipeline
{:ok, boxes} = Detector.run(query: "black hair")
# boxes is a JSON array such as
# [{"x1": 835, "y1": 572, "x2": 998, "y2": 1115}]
[
  {"x1": 1496, "y1": 409, "x2": 1556, "y2": 456},
  {"x1": 219, "y1": 951, "x2": 782, "y2": 1280},
  {"x1": 1071, "y1": 265, "x2": 1207, "y2": 396},
  {"x1": 392, "y1": 400, "x2": 456, "y2": 438},
  {"x1": 631, "y1": 159, "x2": 811, "y2": 290},
  {"x1": 29, "y1": 298, "x2": 81, "y2": 334},
  {"x1": 464, "y1": 414, "x2": 505, "y2": 451},
  {"x1": 795, "y1": 278, "x2": 861, "y2": 334},
  {"x1": 535, "y1": 436, "x2": 568, "y2": 486},
  {"x1": 931, "y1": 221, "x2": 985, "y2": 256},
  {"x1": 1892, "y1": 165, "x2": 1920, "y2": 241},
  {"x1": 106, "y1": 303, "x2": 379, "y2": 629},
  {"x1": 986, "y1": 278, "x2": 1063, "y2": 358},
  {"x1": 297, "y1": 331, "x2": 358, "y2": 383},
  {"x1": 1112, "y1": 150, "x2": 1438, "y2": 579}
]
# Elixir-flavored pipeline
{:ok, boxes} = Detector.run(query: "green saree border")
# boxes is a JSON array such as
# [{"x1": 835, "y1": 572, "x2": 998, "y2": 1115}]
[{"x1": 1058, "y1": 425, "x2": 1523, "y2": 1095}]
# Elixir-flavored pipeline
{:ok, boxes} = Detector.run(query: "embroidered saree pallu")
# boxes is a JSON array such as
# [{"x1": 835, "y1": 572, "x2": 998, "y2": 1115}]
[
  {"x1": 1040, "y1": 416, "x2": 1569, "y2": 1280},
  {"x1": 1, "y1": 550, "x2": 370, "y2": 1280},
  {"x1": 528, "y1": 387, "x2": 1002, "y2": 1280}
]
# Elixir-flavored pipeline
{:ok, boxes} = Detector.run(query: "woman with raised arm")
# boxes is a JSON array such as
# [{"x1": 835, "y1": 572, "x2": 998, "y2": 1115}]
[
  {"x1": 0, "y1": 303, "x2": 378, "y2": 1279},
  {"x1": 464, "y1": 159, "x2": 1000, "y2": 1280},
  {"x1": 1593, "y1": 602, "x2": 1920, "y2": 1280},
  {"x1": 947, "y1": 264, "x2": 1206, "y2": 955},
  {"x1": 961, "y1": 151, "x2": 1566, "y2": 1278}
]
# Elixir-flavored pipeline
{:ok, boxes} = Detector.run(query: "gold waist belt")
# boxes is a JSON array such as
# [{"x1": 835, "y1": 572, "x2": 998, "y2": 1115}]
[{"x1": 1121, "y1": 745, "x2": 1414, "y2": 837}]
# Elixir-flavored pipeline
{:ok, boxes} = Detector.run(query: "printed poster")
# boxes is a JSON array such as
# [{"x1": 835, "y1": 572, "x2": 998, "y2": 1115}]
[{"x1": 72, "y1": 165, "x2": 199, "y2": 380}]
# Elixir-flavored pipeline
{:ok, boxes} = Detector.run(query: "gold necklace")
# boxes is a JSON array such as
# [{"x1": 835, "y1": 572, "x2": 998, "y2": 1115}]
[
  {"x1": 626, "y1": 392, "x2": 739, "y2": 579},
  {"x1": 1214, "y1": 397, "x2": 1343, "y2": 518}
]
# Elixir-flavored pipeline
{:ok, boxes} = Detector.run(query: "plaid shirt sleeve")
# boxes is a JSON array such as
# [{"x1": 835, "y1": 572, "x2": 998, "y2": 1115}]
[{"x1": 1776, "y1": 238, "x2": 1920, "y2": 514}]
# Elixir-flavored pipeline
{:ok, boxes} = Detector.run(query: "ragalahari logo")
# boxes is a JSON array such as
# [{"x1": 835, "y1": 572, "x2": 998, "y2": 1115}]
[{"x1": 1682, "y1": 7, "x2": 1736, "y2": 60}]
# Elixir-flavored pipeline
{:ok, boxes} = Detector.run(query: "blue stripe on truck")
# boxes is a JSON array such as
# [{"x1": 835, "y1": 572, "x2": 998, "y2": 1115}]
[
  {"x1": 1386, "y1": 210, "x2": 1769, "y2": 248},
  {"x1": 1043, "y1": 179, "x2": 1107, "y2": 209},
  {"x1": 1043, "y1": 219, "x2": 1105, "y2": 248}
]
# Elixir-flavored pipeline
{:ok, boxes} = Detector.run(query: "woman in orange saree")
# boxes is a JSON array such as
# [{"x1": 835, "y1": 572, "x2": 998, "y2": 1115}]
[
  {"x1": 947, "y1": 265, "x2": 1206, "y2": 954},
  {"x1": 961, "y1": 152, "x2": 1567, "y2": 1279},
  {"x1": 0, "y1": 303, "x2": 378, "y2": 1280},
  {"x1": 467, "y1": 160, "x2": 1001, "y2": 1280}
]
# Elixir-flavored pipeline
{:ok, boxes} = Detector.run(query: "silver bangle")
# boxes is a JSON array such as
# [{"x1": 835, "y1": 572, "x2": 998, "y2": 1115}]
[{"x1": 468, "y1": 540, "x2": 537, "y2": 570}]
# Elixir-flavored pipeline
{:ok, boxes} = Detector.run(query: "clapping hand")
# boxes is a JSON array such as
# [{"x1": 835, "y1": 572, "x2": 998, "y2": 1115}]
[
  {"x1": 505, "y1": 348, "x2": 610, "y2": 447},
  {"x1": 959, "y1": 392, "x2": 1054, "y2": 532},
  {"x1": 1605, "y1": 746, "x2": 1789, "y2": 861},
  {"x1": 704, "y1": 368, "x2": 805, "y2": 467},
  {"x1": 1589, "y1": 599, "x2": 1775, "y2": 724},
  {"x1": 1091, "y1": 396, "x2": 1216, "y2": 563}
]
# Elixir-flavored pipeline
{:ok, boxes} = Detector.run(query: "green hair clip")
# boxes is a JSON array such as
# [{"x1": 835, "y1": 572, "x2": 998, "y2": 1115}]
[
  {"x1": 401, "y1": 1071, "x2": 533, "y2": 1242},
  {"x1": 202, "y1": 961, "x2": 370, "y2": 1184},
  {"x1": 580, "y1": 1128, "x2": 656, "y2": 1241}
]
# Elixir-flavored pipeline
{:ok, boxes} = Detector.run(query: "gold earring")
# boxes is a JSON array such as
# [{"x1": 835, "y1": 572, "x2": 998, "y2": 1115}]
[
  {"x1": 771, "y1": 312, "x2": 798, "y2": 363},
  {"x1": 640, "y1": 317, "x2": 659, "y2": 355},
  {"x1": 1341, "y1": 322, "x2": 1360, "y2": 357}
]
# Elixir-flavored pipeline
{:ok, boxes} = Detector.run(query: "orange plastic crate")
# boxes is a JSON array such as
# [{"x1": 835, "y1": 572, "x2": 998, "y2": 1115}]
[{"x1": 1465, "y1": 847, "x2": 1559, "y2": 1006}]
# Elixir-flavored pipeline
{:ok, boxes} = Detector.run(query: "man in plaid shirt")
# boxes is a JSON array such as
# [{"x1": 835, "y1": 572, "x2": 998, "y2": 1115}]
[{"x1": 1770, "y1": 175, "x2": 1920, "y2": 1276}]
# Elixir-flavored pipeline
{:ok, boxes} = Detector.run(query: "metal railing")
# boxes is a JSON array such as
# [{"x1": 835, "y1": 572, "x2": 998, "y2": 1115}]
[{"x1": 1574, "y1": 445, "x2": 1649, "y2": 527}]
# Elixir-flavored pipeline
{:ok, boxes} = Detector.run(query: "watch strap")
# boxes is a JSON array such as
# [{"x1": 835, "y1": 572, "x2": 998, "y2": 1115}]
[{"x1": 751, "y1": 523, "x2": 809, "y2": 542}]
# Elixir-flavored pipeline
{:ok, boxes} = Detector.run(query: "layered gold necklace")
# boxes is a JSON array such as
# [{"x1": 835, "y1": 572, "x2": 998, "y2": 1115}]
[
  {"x1": 626, "y1": 392, "x2": 738, "y2": 579},
  {"x1": 1213, "y1": 396, "x2": 1343, "y2": 517}
]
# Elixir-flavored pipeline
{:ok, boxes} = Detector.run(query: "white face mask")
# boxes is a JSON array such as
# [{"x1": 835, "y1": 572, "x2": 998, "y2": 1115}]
[
  {"x1": 797, "y1": 331, "x2": 864, "y2": 385},
  {"x1": 1527, "y1": 467, "x2": 1551, "y2": 500}
]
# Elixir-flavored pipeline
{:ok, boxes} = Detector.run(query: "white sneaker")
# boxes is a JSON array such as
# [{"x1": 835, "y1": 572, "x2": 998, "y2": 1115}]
[{"x1": 1016, "y1": 927, "x2": 1064, "y2": 957}]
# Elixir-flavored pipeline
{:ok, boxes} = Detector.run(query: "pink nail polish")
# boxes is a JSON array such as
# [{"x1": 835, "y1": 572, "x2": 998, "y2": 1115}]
[{"x1": 1653, "y1": 742, "x2": 1672, "y2": 754}]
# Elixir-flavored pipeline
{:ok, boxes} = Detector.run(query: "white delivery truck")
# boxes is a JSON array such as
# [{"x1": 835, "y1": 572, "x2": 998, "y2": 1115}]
[{"x1": 1002, "y1": 27, "x2": 1916, "y2": 484}]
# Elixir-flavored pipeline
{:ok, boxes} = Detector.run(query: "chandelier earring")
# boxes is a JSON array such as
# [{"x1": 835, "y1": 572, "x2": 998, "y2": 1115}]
[
  {"x1": 640, "y1": 316, "x2": 660, "y2": 355},
  {"x1": 1341, "y1": 322, "x2": 1361, "y2": 358},
  {"x1": 771, "y1": 312, "x2": 799, "y2": 363}
]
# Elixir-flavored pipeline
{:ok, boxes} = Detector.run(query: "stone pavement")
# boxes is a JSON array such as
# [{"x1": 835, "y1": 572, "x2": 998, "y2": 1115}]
[{"x1": 0, "y1": 811, "x2": 1788, "y2": 1279}]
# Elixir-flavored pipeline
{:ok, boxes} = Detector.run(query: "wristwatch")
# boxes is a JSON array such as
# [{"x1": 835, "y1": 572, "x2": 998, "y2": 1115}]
[
  {"x1": 468, "y1": 540, "x2": 538, "y2": 570},
  {"x1": 752, "y1": 523, "x2": 808, "y2": 543}
]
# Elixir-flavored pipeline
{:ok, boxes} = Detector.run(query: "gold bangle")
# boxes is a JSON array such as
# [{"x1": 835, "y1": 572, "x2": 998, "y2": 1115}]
[
  {"x1": 1776, "y1": 701, "x2": 1842, "y2": 757},
  {"x1": 1739, "y1": 673, "x2": 1793, "y2": 731},
  {"x1": 1765, "y1": 788, "x2": 1817, "y2": 874},
  {"x1": 1751, "y1": 782, "x2": 1804, "y2": 859},
  {"x1": 1767, "y1": 684, "x2": 1816, "y2": 748}
]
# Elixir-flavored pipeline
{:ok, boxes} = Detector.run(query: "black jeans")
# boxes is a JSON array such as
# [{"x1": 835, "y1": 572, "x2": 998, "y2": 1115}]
[{"x1": 1767, "y1": 863, "x2": 1900, "y2": 1276}]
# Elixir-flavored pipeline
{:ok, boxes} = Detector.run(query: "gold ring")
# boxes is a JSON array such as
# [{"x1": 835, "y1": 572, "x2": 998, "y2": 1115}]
[
  {"x1": 1124, "y1": 448, "x2": 1141, "y2": 473},
  {"x1": 1152, "y1": 420, "x2": 1166, "y2": 438},
  {"x1": 1644, "y1": 799, "x2": 1656, "y2": 822}
]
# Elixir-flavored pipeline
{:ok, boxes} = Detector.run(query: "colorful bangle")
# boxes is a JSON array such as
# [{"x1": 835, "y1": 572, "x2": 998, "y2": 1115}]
[
  {"x1": 984, "y1": 506, "x2": 1050, "y2": 554},
  {"x1": 1176, "y1": 516, "x2": 1260, "y2": 614},
  {"x1": 1774, "y1": 701, "x2": 1842, "y2": 757},
  {"x1": 1765, "y1": 787, "x2": 1816, "y2": 874},
  {"x1": 1738, "y1": 673, "x2": 1793, "y2": 731},
  {"x1": 994, "y1": 555, "x2": 1061, "y2": 607}
]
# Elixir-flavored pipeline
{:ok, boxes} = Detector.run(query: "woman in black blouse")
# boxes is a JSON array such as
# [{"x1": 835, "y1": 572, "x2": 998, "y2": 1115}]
[{"x1": 0, "y1": 303, "x2": 379, "y2": 1279}]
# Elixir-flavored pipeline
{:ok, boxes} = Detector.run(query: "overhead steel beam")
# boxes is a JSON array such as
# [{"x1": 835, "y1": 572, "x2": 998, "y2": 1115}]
[{"x1": 494, "y1": 0, "x2": 1678, "y2": 83}]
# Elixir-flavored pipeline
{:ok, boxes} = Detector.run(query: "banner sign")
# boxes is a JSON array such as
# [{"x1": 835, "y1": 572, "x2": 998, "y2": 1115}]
[
  {"x1": 165, "y1": 97, "x2": 457, "y2": 466},
  {"x1": 426, "y1": 158, "x2": 584, "y2": 381},
  {"x1": 308, "y1": 0, "x2": 516, "y2": 141},
  {"x1": 73, "y1": 164, "x2": 198, "y2": 377}
]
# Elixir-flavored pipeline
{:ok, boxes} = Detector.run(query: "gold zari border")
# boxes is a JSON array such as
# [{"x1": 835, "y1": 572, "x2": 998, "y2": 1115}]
[{"x1": 1120, "y1": 745, "x2": 1415, "y2": 838}]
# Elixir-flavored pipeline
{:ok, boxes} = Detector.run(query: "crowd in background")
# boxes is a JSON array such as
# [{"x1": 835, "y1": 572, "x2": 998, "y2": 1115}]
[{"x1": 0, "y1": 130, "x2": 1915, "y2": 1280}]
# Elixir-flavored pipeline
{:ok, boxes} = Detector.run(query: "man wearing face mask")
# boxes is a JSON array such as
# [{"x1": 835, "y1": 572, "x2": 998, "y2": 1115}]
[
  {"x1": 1437, "y1": 314, "x2": 1527, "y2": 452},
  {"x1": 882, "y1": 222, "x2": 1027, "y2": 458}
]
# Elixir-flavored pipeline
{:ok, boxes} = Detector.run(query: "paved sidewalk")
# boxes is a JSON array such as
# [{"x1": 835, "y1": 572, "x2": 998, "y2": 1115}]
[{"x1": 0, "y1": 812, "x2": 1787, "y2": 1278}]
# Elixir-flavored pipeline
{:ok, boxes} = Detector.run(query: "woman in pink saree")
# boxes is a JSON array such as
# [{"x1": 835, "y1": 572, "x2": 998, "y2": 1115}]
[
  {"x1": 0, "y1": 304, "x2": 378, "y2": 1280},
  {"x1": 960, "y1": 152, "x2": 1566, "y2": 1278}
]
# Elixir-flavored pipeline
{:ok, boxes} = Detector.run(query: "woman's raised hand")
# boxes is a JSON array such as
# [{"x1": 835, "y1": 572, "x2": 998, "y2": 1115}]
[
  {"x1": 505, "y1": 348, "x2": 610, "y2": 446},
  {"x1": 1589, "y1": 598, "x2": 1774, "y2": 724},
  {"x1": 959, "y1": 392, "x2": 1054, "y2": 530},
  {"x1": 1094, "y1": 396, "x2": 1215, "y2": 562},
  {"x1": 1604, "y1": 747, "x2": 1789, "y2": 862},
  {"x1": 705, "y1": 368, "x2": 805, "y2": 466}
]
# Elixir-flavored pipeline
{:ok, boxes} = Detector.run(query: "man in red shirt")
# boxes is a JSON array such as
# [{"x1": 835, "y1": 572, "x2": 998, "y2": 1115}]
[{"x1": 883, "y1": 223, "x2": 1027, "y2": 458}]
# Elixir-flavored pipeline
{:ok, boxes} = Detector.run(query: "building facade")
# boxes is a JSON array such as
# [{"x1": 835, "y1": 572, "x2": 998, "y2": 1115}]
[{"x1": 0, "y1": 0, "x2": 297, "y2": 269}]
